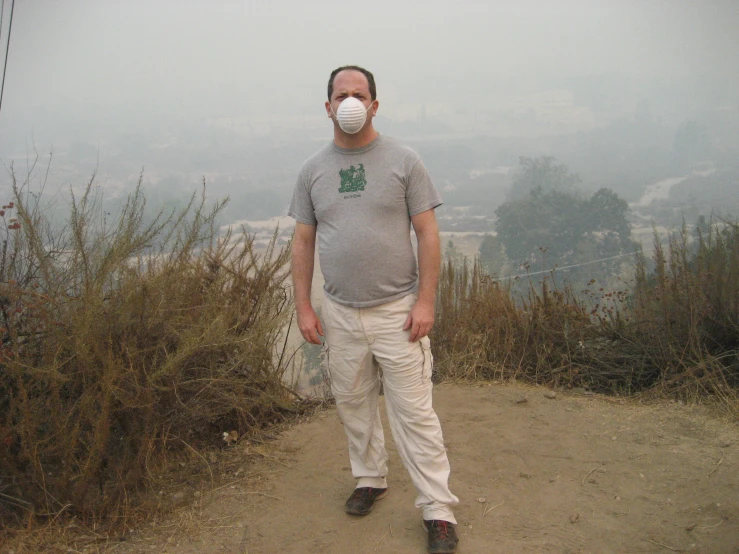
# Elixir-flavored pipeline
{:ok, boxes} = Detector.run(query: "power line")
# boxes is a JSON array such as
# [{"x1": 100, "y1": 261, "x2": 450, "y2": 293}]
[
  {"x1": 0, "y1": 0, "x2": 15, "y2": 118},
  {"x1": 0, "y1": 1, "x2": 6, "y2": 46},
  {"x1": 496, "y1": 251, "x2": 639, "y2": 282}
]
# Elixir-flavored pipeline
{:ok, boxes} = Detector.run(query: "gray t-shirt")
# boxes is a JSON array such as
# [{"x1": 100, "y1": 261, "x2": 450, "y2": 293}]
[{"x1": 288, "y1": 134, "x2": 442, "y2": 308}]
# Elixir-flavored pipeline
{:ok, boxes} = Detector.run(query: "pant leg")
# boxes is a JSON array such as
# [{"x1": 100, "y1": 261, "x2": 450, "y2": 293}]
[
  {"x1": 365, "y1": 294, "x2": 459, "y2": 523},
  {"x1": 322, "y1": 293, "x2": 388, "y2": 489}
]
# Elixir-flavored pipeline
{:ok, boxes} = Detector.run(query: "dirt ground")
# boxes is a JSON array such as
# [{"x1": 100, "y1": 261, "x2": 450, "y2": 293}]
[
  {"x1": 6, "y1": 382, "x2": 738, "y2": 554},
  {"x1": 78, "y1": 381, "x2": 736, "y2": 554}
]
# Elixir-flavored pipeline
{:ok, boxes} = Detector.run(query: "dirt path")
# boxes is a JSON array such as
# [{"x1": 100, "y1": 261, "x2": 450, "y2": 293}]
[{"x1": 108, "y1": 383, "x2": 737, "y2": 553}]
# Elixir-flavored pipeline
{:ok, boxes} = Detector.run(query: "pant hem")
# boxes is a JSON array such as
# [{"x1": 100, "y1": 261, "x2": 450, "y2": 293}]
[
  {"x1": 422, "y1": 507, "x2": 457, "y2": 524},
  {"x1": 357, "y1": 477, "x2": 388, "y2": 489}
]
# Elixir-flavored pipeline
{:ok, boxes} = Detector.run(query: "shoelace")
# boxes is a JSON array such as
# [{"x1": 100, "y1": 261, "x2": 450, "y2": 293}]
[
  {"x1": 354, "y1": 487, "x2": 375, "y2": 500},
  {"x1": 433, "y1": 520, "x2": 449, "y2": 539}
]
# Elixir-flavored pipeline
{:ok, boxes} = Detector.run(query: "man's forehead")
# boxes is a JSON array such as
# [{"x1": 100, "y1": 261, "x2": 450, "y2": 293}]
[{"x1": 333, "y1": 70, "x2": 370, "y2": 92}]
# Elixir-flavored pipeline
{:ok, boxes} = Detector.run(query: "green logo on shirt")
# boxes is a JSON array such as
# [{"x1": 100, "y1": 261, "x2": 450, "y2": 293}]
[{"x1": 338, "y1": 164, "x2": 366, "y2": 193}]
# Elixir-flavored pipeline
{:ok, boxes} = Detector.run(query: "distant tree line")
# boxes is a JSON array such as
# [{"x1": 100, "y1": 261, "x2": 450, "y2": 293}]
[{"x1": 479, "y1": 156, "x2": 638, "y2": 290}]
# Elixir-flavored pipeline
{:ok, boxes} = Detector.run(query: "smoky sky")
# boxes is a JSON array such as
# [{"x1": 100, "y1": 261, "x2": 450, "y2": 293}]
[{"x1": 1, "y1": 0, "x2": 738, "y2": 148}]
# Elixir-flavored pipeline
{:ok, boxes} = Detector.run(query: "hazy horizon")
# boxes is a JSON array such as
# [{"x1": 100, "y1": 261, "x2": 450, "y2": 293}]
[
  {"x1": 0, "y1": 0, "x2": 738, "y2": 236},
  {"x1": 1, "y1": 1, "x2": 737, "y2": 146}
]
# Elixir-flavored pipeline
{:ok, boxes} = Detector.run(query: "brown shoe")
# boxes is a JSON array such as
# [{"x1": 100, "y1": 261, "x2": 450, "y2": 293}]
[
  {"x1": 344, "y1": 487, "x2": 388, "y2": 516},
  {"x1": 423, "y1": 519, "x2": 459, "y2": 553}
]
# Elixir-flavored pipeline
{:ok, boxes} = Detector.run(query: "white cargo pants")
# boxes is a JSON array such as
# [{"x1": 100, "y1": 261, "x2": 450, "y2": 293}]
[{"x1": 322, "y1": 291, "x2": 459, "y2": 523}]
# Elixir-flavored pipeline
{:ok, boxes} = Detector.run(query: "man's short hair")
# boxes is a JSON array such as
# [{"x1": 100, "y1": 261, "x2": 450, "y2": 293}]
[{"x1": 327, "y1": 65, "x2": 377, "y2": 101}]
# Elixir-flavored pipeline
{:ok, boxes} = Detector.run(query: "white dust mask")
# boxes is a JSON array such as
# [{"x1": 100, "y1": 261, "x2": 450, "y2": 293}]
[{"x1": 332, "y1": 97, "x2": 373, "y2": 134}]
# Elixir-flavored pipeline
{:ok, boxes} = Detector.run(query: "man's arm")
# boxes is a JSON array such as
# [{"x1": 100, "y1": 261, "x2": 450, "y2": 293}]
[
  {"x1": 404, "y1": 209, "x2": 441, "y2": 342},
  {"x1": 291, "y1": 222, "x2": 324, "y2": 345}
]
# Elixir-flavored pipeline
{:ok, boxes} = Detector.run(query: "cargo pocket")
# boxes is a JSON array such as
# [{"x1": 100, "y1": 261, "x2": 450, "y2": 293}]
[{"x1": 420, "y1": 336, "x2": 433, "y2": 381}]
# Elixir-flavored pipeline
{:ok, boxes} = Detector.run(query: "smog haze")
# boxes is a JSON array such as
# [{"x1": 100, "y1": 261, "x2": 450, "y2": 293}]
[{"x1": 1, "y1": 0, "x2": 738, "y2": 257}]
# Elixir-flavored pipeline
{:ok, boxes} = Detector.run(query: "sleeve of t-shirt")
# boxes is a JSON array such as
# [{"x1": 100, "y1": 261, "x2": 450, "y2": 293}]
[
  {"x1": 287, "y1": 168, "x2": 317, "y2": 225},
  {"x1": 406, "y1": 157, "x2": 443, "y2": 216}
]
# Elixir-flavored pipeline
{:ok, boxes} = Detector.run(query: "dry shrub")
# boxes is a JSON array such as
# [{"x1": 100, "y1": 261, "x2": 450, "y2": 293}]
[
  {"x1": 433, "y1": 221, "x2": 739, "y2": 417},
  {"x1": 433, "y1": 258, "x2": 602, "y2": 388},
  {"x1": 627, "y1": 221, "x2": 739, "y2": 409},
  {"x1": 0, "y1": 176, "x2": 296, "y2": 528}
]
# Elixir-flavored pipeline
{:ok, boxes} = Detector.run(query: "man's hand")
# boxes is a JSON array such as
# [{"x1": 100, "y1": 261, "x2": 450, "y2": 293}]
[
  {"x1": 291, "y1": 222, "x2": 322, "y2": 345},
  {"x1": 403, "y1": 299, "x2": 435, "y2": 342},
  {"x1": 297, "y1": 304, "x2": 324, "y2": 345},
  {"x1": 408, "y1": 209, "x2": 440, "y2": 343}
]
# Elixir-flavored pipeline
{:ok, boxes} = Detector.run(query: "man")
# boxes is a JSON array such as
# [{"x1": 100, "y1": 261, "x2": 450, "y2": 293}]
[{"x1": 289, "y1": 65, "x2": 459, "y2": 554}]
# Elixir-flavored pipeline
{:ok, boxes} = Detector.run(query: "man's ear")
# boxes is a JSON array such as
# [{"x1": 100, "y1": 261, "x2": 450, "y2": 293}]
[
  {"x1": 371, "y1": 100, "x2": 379, "y2": 116},
  {"x1": 325, "y1": 101, "x2": 333, "y2": 118}
]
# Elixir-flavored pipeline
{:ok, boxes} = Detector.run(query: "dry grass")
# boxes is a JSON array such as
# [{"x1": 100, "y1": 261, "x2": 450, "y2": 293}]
[
  {"x1": 433, "y1": 258, "x2": 600, "y2": 387},
  {"x1": 0, "y1": 169, "x2": 304, "y2": 535},
  {"x1": 432, "y1": 219, "x2": 739, "y2": 417},
  {"x1": 628, "y1": 221, "x2": 739, "y2": 409},
  {"x1": 1, "y1": 160, "x2": 737, "y2": 549}
]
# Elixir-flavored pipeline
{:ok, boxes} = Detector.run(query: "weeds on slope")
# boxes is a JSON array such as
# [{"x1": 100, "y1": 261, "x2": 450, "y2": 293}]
[
  {"x1": 433, "y1": 220, "x2": 739, "y2": 417},
  {"x1": 629, "y1": 221, "x2": 739, "y2": 408},
  {"x1": 0, "y1": 172, "x2": 297, "y2": 530}
]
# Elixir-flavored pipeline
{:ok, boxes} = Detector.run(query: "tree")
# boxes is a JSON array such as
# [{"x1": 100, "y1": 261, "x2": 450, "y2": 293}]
[
  {"x1": 506, "y1": 156, "x2": 581, "y2": 201},
  {"x1": 492, "y1": 158, "x2": 637, "y2": 287},
  {"x1": 584, "y1": 188, "x2": 632, "y2": 254}
]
